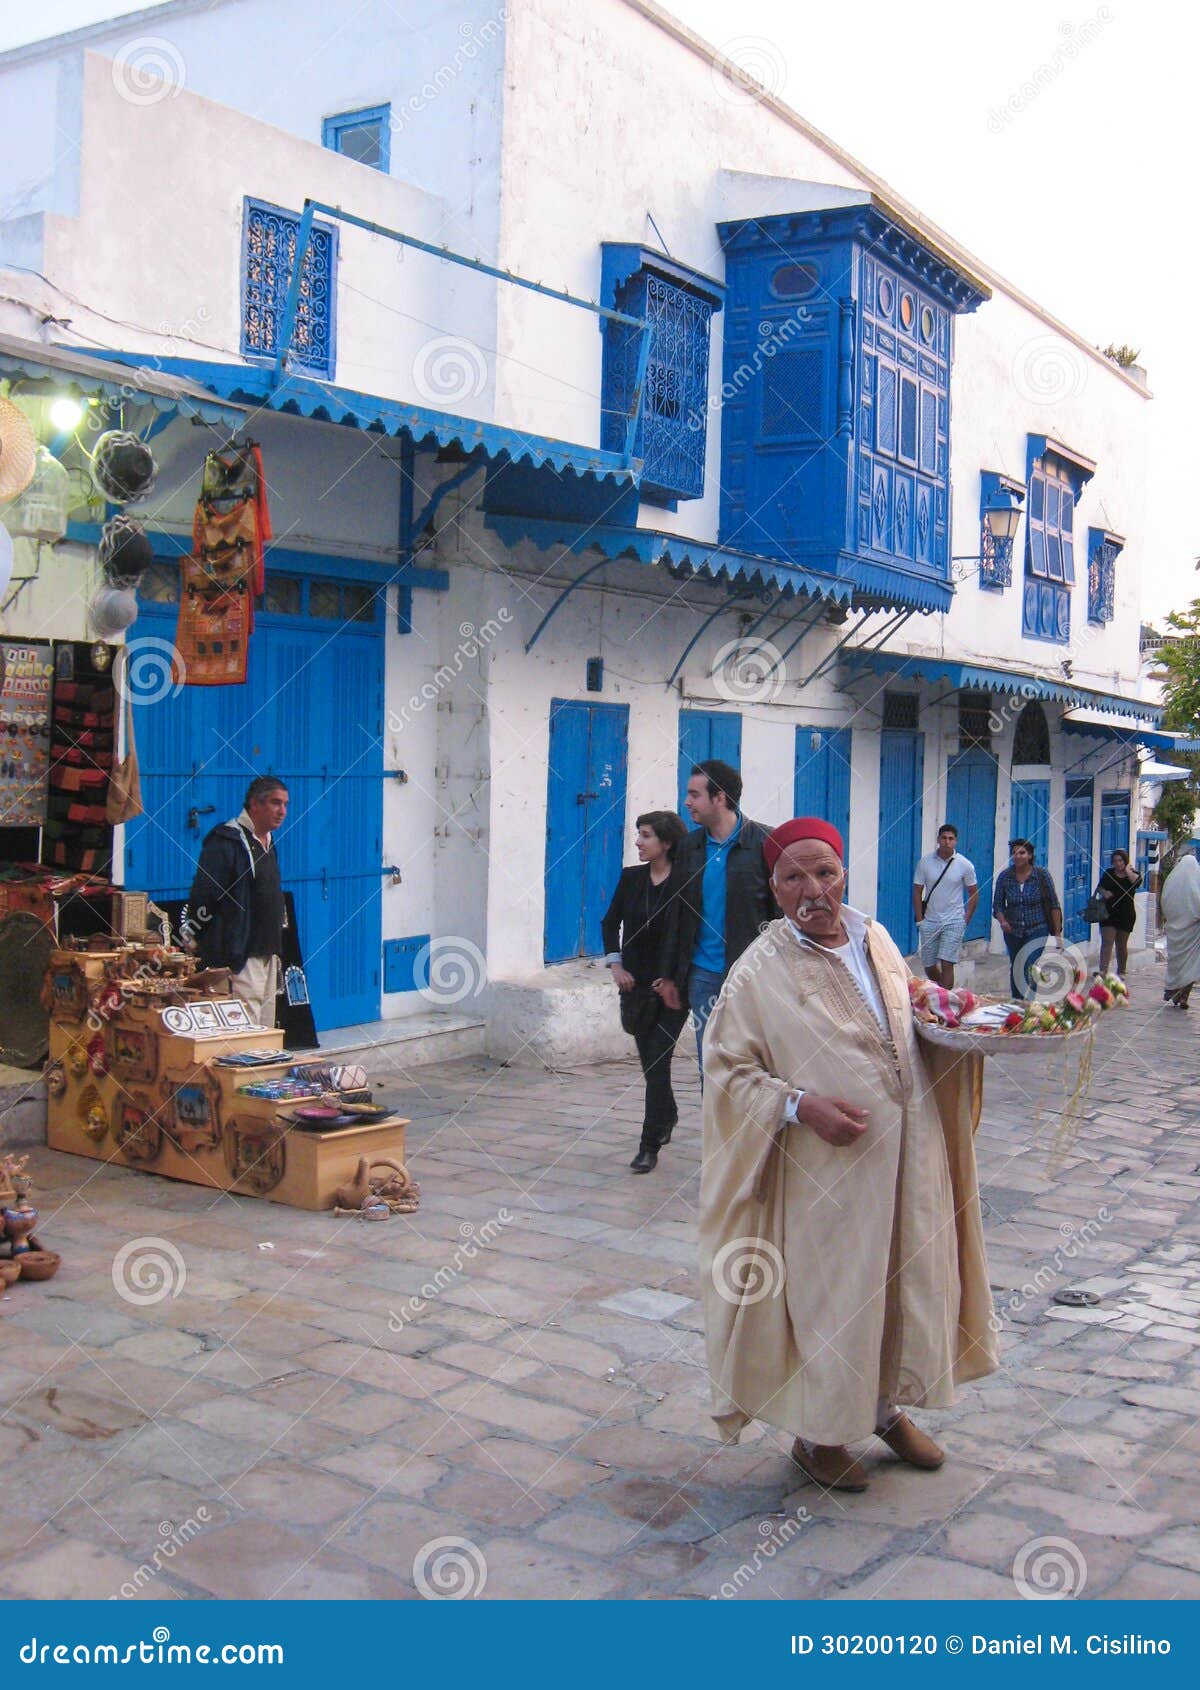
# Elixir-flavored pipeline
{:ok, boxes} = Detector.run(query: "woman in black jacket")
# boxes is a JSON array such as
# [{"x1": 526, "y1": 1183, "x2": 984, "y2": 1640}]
[
  {"x1": 602, "y1": 810, "x2": 688, "y2": 1174},
  {"x1": 1096, "y1": 848, "x2": 1142, "y2": 976}
]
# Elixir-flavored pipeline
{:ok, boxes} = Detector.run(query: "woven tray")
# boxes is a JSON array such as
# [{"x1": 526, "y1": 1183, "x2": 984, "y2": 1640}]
[{"x1": 915, "y1": 1018, "x2": 1093, "y2": 1056}]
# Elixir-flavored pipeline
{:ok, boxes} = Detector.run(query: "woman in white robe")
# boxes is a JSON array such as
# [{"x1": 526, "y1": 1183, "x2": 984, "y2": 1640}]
[{"x1": 1161, "y1": 850, "x2": 1200, "y2": 1008}]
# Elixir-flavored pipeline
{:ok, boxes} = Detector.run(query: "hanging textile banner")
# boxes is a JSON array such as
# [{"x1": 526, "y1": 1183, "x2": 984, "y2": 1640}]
[{"x1": 0, "y1": 640, "x2": 54, "y2": 826}]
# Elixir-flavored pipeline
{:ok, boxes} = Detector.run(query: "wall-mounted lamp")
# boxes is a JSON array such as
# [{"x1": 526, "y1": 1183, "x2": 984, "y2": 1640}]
[
  {"x1": 49, "y1": 397, "x2": 85, "y2": 433},
  {"x1": 954, "y1": 473, "x2": 1026, "y2": 585}
]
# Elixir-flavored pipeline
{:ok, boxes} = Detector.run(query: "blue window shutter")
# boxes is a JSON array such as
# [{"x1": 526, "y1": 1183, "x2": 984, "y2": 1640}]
[
  {"x1": 761, "y1": 348, "x2": 825, "y2": 437},
  {"x1": 322, "y1": 105, "x2": 391, "y2": 172},
  {"x1": 898, "y1": 375, "x2": 918, "y2": 463},
  {"x1": 876, "y1": 362, "x2": 897, "y2": 455}
]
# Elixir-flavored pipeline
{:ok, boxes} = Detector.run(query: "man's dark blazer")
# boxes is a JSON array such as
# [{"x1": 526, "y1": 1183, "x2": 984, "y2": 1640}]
[{"x1": 660, "y1": 815, "x2": 777, "y2": 1003}]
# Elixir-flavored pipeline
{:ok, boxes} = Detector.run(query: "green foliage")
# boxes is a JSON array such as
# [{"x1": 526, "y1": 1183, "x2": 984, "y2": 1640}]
[
  {"x1": 1159, "y1": 600, "x2": 1200, "y2": 732},
  {"x1": 1153, "y1": 777, "x2": 1199, "y2": 846},
  {"x1": 1101, "y1": 342, "x2": 1142, "y2": 368}
]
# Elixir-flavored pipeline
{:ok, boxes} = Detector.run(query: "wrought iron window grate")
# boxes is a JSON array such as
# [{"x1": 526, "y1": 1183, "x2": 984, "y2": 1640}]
[
  {"x1": 1088, "y1": 537, "x2": 1118, "y2": 624},
  {"x1": 979, "y1": 514, "x2": 1013, "y2": 590},
  {"x1": 242, "y1": 199, "x2": 336, "y2": 378},
  {"x1": 602, "y1": 270, "x2": 713, "y2": 502}
]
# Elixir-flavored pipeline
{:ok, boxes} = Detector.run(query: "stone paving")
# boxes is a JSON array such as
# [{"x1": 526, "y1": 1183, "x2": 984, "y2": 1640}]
[{"x1": 2, "y1": 982, "x2": 1199, "y2": 1602}]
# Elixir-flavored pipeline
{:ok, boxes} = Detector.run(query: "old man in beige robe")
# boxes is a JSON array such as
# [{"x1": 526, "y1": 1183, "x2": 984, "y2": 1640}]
[{"x1": 700, "y1": 816, "x2": 997, "y2": 1492}]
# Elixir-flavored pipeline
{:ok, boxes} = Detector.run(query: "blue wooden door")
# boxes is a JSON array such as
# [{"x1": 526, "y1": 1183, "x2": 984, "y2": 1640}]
[
  {"x1": 1011, "y1": 779, "x2": 1051, "y2": 869},
  {"x1": 1063, "y1": 780, "x2": 1094, "y2": 943},
  {"x1": 945, "y1": 750, "x2": 997, "y2": 941},
  {"x1": 545, "y1": 700, "x2": 629, "y2": 963},
  {"x1": 876, "y1": 730, "x2": 924, "y2": 953},
  {"x1": 794, "y1": 727, "x2": 852, "y2": 865},
  {"x1": 678, "y1": 709, "x2": 742, "y2": 820},
  {"x1": 1101, "y1": 790, "x2": 1131, "y2": 861},
  {"x1": 124, "y1": 571, "x2": 384, "y2": 1031}
]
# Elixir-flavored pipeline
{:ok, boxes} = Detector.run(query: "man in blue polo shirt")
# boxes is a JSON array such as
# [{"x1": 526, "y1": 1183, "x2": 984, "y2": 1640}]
[{"x1": 659, "y1": 760, "x2": 775, "y2": 1076}]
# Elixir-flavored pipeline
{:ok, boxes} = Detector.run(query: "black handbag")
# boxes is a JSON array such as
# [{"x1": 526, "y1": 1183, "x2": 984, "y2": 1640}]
[
  {"x1": 1082, "y1": 890, "x2": 1110, "y2": 924},
  {"x1": 619, "y1": 982, "x2": 662, "y2": 1038}
]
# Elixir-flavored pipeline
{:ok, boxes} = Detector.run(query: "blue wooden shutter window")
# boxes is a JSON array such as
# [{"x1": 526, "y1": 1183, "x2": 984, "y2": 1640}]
[
  {"x1": 241, "y1": 198, "x2": 336, "y2": 378},
  {"x1": 1022, "y1": 458, "x2": 1073, "y2": 645},
  {"x1": 322, "y1": 105, "x2": 391, "y2": 172}
]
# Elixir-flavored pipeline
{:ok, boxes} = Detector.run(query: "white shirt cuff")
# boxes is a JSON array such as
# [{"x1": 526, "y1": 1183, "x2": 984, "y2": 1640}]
[
  {"x1": 604, "y1": 953, "x2": 623, "y2": 967},
  {"x1": 784, "y1": 1090, "x2": 805, "y2": 1123}
]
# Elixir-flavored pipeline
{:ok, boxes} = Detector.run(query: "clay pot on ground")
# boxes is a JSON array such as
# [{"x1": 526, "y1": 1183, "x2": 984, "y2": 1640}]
[
  {"x1": 15, "y1": 1250, "x2": 60, "y2": 1282},
  {"x1": 0, "y1": 1260, "x2": 22, "y2": 1287}
]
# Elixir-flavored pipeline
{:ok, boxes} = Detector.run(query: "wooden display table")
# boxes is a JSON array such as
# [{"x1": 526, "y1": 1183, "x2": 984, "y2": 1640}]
[{"x1": 43, "y1": 954, "x2": 408, "y2": 1210}]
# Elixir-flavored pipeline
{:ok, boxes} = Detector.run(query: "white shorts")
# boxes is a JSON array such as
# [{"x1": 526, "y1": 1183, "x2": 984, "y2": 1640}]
[{"x1": 919, "y1": 916, "x2": 965, "y2": 966}]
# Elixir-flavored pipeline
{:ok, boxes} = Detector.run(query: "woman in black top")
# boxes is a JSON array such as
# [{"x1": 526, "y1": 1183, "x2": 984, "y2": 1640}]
[
  {"x1": 602, "y1": 810, "x2": 688, "y2": 1174},
  {"x1": 1097, "y1": 848, "x2": 1142, "y2": 976}
]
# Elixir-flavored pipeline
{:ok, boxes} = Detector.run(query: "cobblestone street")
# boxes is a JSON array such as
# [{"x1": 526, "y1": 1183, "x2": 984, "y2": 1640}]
[{"x1": 2, "y1": 984, "x2": 1199, "y2": 1602}]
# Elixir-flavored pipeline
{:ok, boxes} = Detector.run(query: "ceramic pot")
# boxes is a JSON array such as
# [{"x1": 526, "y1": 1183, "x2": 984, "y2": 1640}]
[
  {"x1": 0, "y1": 1260, "x2": 21, "y2": 1287},
  {"x1": 15, "y1": 1250, "x2": 60, "y2": 1282}
]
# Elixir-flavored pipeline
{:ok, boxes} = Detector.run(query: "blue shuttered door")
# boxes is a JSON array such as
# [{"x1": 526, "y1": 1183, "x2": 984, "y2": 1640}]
[
  {"x1": 876, "y1": 730, "x2": 924, "y2": 953},
  {"x1": 1100, "y1": 791, "x2": 1131, "y2": 861},
  {"x1": 124, "y1": 585, "x2": 384, "y2": 1031},
  {"x1": 794, "y1": 727, "x2": 852, "y2": 865},
  {"x1": 678, "y1": 710, "x2": 742, "y2": 821},
  {"x1": 1063, "y1": 780, "x2": 1094, "y2": 943},
  {"x1": 544, "y1": 701, "x2": 630, "y2": 963},
  {"x1": 945, "y1": 750, "x2": 997, "y2": 941},
  {"x1": 1011, "y1": 779, "x2": 1051, "y2": 870}
]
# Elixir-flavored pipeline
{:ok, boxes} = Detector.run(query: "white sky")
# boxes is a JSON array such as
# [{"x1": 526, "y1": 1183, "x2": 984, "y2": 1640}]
[{"x1": 3, "y1": 0, "x2": 1192, "y2": 623}]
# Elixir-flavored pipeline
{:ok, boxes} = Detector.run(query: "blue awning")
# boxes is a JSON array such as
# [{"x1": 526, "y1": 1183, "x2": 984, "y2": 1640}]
[
  {"x1": 80, "y1": 353, "x2": 636, "y2": 488},
  {"x1": 843, "y1": 650, "x2": 1163, "y2": 721},
  {"x1": 482, "y1": 514, "x2": 952, "y2": 611},
  {"x1": 0, "y1": 331, "x2": 248, "y2": 428},
  {"x1": 1061, "y1": 717, "x2": 1178, "y2": 751}
]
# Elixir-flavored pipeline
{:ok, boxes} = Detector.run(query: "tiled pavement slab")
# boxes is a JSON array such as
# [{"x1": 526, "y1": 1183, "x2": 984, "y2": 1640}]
[{"x1": 2, "y1": 986, "x2": 1199, "y2": 1600}]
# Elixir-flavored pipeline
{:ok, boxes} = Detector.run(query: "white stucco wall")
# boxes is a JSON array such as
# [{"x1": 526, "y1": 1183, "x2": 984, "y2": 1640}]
[{"x1": 0, "y1": 0, "x2": 507, "y2": 259}]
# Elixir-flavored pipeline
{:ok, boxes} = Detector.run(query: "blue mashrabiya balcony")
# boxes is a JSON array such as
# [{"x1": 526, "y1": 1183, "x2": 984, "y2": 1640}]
[{"x1": 716, "y1": 197, "x2": 990, "y2": 613}]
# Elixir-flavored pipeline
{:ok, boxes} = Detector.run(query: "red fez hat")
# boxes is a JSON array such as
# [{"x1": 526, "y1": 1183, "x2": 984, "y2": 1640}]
[{"x1": 763, "y1": 817, "x2": 845, "y2": 872}]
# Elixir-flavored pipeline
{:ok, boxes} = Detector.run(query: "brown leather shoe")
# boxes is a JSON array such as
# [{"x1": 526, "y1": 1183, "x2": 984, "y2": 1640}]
[
  {"x1": 875, "y1": 1413, "x2": 944, "y2": 1469},
  {"x1": 790, "y1": 1439, "x2": 869, "y2": 1492}
]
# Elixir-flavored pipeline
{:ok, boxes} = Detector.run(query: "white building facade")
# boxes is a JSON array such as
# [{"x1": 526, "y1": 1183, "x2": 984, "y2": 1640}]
[{"x1": 0, "y1": 0, "x2": 1163, "y2": 1061}]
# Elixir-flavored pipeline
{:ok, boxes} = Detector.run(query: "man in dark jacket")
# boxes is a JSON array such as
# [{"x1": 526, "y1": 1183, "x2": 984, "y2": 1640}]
[
  {"x1": 659, "y1": 760, "x2": 776, "y2": 1074},
  {"x1": 184, "y1": 775, "x2": 288, "y2": 1026}
]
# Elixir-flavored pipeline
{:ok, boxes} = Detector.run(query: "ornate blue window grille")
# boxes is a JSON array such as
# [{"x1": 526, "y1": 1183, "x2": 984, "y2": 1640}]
[
  {"x1": 1022, "y1": 456, "x2": 1076, "y2": 645},
  {"x1": 1088, "y1": 530, "x2": 1120, "y2": 624},
  {"x1": 601, "y1": 268, "x2": 715, "y2": 504},
  {"x1": 241, "y1": 198, "x2": 336, "y2": 378}
]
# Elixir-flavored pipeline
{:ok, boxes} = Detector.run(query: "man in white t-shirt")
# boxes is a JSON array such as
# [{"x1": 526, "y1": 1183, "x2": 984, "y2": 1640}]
[{"x1": 912, "y1": 823, "x2": 979, "y2": 988}]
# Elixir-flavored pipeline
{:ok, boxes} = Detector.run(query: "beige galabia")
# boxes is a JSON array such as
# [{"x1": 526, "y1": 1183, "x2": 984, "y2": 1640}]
[{"x1": 700, "y1": 915, "x2": 997, "y2": 1447}]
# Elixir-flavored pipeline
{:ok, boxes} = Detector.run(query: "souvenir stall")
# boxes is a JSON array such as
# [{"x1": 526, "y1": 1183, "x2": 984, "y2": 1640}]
[{"x1": 43, "y1": 940, "x2": 414, "y2": 1213}]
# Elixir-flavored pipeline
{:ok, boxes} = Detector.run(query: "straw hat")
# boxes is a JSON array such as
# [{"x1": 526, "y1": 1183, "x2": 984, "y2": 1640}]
[{"x1": 0, "y1": 397, "x2": 37, "y2": 504}]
